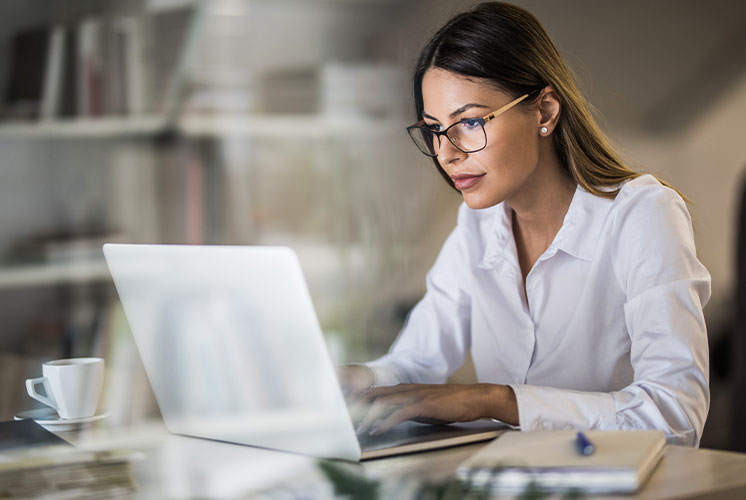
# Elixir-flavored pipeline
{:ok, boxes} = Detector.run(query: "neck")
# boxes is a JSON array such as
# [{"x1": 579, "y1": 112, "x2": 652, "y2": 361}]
[{"x1": 507, "y1": 150, "x2": 576, "y2": 243}]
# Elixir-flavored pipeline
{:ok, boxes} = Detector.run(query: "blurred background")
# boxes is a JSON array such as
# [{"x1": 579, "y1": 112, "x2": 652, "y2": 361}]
[{"x1": 0, "y1": 0, "x2": 744, "y2": 451}]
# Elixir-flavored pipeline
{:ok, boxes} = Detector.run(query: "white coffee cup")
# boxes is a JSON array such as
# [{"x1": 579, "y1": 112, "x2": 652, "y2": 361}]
[{"x1": 26, "y1": 357, "x2": 104, "y2": 419}]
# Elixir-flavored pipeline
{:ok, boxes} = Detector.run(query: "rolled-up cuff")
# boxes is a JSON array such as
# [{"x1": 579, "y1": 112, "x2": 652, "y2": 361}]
[{"x1": 509, "y1": 383, "x2": 616, "y2": 431}]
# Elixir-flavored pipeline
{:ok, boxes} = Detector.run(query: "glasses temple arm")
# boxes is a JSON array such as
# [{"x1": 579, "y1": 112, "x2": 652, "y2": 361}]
[{"x1": 483, "y1": 93, "x2": 530, "y2": 123}]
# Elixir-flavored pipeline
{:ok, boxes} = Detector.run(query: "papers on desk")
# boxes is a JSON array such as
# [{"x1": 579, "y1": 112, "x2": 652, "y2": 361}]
[
  {"x1": 0, "y1": 441, "x2": 140, "y2": 498},
  {"x1": 457, "y1": 430, "x2": 665, "y2": 494}
]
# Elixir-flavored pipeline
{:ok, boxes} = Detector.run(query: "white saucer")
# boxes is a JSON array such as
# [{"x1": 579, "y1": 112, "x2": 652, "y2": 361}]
[{"x1": 14, "y1": 408, "x2": 108, "y2": 431}]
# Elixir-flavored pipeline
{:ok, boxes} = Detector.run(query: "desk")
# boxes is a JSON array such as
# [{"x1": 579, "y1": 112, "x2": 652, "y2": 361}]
[
  {"x1": 56, "y1": 422, "x2": 746, "y2": 499},
  {"x1": 363, "y1": 442, "x2": 746, "y2": 500}
]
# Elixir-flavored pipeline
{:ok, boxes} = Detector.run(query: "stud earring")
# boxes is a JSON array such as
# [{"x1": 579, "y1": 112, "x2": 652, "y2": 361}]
[{"x1": 540, "y1": 126, "x2": 548, "y2": 134}]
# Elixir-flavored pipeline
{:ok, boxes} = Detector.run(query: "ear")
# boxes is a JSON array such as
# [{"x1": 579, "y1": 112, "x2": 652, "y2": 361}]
[{"x1": 536, "y1": 86, "x2": 561, "y2": 135}]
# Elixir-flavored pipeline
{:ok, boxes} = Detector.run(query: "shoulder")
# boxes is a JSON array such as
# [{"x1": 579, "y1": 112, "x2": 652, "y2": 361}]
[
  {"x1": 611, "y1": 173, "x2": 693, "y2": 240},
  {"x1": 608, "y1": 174, "x2": 693, "y2": 244},
  {"x1": 612, "y1": 174, "x2": 687, "y2": 218},
  {"x1": 607, "y1": 175, "x2": 705, "y2": 295}
]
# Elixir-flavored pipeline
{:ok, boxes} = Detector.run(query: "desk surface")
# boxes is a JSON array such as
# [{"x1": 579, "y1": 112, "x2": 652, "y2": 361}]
[
  {"x1": 57, "y1": 422, "x2": 746, "y2": 499},
  {"x1": 363, "y1": 441, "x2": 746, "y2": 500}
]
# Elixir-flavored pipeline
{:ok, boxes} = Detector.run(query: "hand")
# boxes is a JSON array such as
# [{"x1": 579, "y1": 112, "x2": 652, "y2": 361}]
[
  {"x1": 352, "y1": 383, "x2": 518, "y2": 436},
  {"x1": 336, "y1": 364, "x2": 375, "y2": 399}
]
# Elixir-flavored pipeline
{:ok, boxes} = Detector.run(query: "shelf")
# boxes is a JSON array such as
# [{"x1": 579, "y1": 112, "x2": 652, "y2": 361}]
[
  {"x1": 0, "y1": 116, "x2": 168, "y2": 140},
  {"x1": 0, "y1": 261, "x2": 111, "y2": 289},
  {"x1": 177, "y1": 114, "x2": 405, "y2": 139},
  {"x1": 0, "y1": 114, "x2": 405, "y2": 140}
]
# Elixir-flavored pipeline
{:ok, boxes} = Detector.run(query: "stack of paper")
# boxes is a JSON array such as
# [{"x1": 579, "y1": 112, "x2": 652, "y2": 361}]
[
  {"x1": 0, "y1": 444, "x2": 139, "y2": 499},
  {"x1": 457, "y1": 430, "x2": 665, "y2": 494}
]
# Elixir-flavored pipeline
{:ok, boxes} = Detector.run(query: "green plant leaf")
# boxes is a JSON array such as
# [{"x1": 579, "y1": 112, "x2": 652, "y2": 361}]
[{"x1": 317, "y1": 459, "x2": 379, "y2": 500}]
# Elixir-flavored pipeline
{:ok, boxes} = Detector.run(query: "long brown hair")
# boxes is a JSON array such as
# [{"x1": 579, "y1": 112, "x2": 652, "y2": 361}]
[{"x1": 413, "y1": 2, "x2": 668, "y2": 198}]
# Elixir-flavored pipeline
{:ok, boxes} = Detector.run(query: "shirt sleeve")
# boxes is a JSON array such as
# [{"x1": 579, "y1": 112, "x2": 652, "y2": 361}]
[
  {"x1": 509, "y1": 183, "x2": 711, "y2": 447},
  {"x1": 365, "y1": 204, "x2": 474, "y2": 386}
]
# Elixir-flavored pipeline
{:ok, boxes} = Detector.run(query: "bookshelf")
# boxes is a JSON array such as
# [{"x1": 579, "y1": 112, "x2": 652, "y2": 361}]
[
  {"x1": 0, "y1": 0, "x2": 432, "y2": 423},
  {"x1": 0, "y1": 0, "x2": 201, "y2": 413}
]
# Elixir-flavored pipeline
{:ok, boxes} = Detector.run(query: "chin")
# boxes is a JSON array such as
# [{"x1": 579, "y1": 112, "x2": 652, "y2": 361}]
[{"x1": 462, "y1": 191, "x2": 504, "y2": 210}]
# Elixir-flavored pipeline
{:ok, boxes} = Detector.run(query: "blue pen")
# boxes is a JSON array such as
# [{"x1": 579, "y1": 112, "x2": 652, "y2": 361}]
[{"x1": 575, "y1": 431, "x2": 595, "y2": 456}]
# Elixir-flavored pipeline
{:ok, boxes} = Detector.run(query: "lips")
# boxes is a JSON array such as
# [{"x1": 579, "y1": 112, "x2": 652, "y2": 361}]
[{"x1": 451, "y1": 173, "x2": 486, "y2": 191}]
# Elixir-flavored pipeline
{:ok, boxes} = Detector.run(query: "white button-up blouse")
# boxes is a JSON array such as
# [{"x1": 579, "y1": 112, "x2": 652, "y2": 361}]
[{"x1": 366, "y1": 174, "x2": 711, "y2": 446}]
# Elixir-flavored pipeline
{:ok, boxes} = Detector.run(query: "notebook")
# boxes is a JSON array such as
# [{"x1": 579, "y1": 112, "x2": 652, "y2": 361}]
[
  {"x1": 457, "y1": 430, "x2": 665, "y2": 494},
  {"x1": 103, "y1": 244, "x2": 505, "y2": 461}
]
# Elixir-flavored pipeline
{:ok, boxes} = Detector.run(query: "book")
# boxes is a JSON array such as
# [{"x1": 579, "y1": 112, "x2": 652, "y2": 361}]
[
  {"x1": 116, "y1": 17, "x2": 146, "y2": 115},
  {"x1": 59, "y1": 21, "x2": 78, "y2": 118},
  {"x1": 4, "y1": 26, "x2": 50, "y2": 119},
  {"x1": 0, "y1": 444, "x2": 138, "y2": 498},
  {"x1": 150, "y1": 6, "x2": 194, "y2": 114},
  {"x1": 0, "y1": 420, "x2": 139, "y2": 497},
  {"x1": 102, "y1": 19, "x2": 128, "y2": 116},
  {"x1": 457, "y1": 430, "x2": 665, "y2": 494},
  {"x1": 77, "y1": 17, "x2": 103, "y2": 117},
  {"x1": 40, "y1": 25, "x2": 66, "y2": 120}
]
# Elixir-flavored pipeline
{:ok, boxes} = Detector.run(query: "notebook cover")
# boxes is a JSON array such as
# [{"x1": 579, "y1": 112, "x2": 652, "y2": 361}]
[{"x1": 457, "y1": 429, "x2": 665, "y2": 493}]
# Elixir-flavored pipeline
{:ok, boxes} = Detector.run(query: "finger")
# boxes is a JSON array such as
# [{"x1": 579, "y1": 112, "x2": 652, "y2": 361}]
[
  {"x1": 349, "y1": 391, "x2": 404, "y2": 428},
  {"x1": 370, "y1": 405, "x2": 422, "y2": 436},
  {"x1": 355, "y1": 393, "x2": 412, "y2": 434},
  {"x1": 343, "y1": 389, "x2": 371, "y2": 410},
  {"x1": 347, "y1": 397, "x2": 370, "y2": 425},
  {"x1": 355, "y1": 398, "x2": 400, "y2": 435},
  {"x1": 346, "y1": 388, "x2": 381, "y2": 411},
  {"x1": 345, "y1": 379, "x2": 399, "y2": 406}
]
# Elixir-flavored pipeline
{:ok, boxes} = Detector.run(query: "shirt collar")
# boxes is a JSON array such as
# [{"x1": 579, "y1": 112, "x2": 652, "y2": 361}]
[
  {"x1": 478, "y1": 184, "x2": 613, "y2": 269},
  {"x1": 551, "y1": 185, "x2": 613, "y2": 261}
]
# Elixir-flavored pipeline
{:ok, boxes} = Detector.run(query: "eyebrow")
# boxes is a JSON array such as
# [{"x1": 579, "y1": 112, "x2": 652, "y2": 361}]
[{"x1": 422, "y1": 103, "x2": 491, "y2": 122}]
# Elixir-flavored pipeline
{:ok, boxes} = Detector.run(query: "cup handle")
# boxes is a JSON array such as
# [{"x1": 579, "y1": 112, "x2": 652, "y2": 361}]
[{"x1": 26, "y1": 377, "x2": 58, "y2": 410}]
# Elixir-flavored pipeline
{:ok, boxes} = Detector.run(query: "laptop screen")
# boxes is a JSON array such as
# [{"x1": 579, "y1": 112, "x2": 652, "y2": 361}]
[{"x1": 104, "y1": 244, "x2": 361, "y2": 460}]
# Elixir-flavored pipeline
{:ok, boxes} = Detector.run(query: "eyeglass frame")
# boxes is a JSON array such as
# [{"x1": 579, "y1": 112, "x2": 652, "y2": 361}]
[{"x1": 406, "y1": 88, "x2": 543, "y2": 157}]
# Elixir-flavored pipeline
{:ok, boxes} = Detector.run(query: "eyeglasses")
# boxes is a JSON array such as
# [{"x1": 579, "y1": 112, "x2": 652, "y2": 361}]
[{"x1": 407, "y1": 92, "x2": 532, "y2": 157}]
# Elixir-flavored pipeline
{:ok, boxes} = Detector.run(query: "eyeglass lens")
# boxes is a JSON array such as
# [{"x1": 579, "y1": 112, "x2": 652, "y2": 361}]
[{"x1": 409, "y1": 120, "x2": 487, "y2": 157}]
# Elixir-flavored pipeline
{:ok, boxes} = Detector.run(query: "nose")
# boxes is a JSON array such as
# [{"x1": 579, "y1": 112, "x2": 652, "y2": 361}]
[{"x1": 436, "y1": 136, "x2": 467, "y2": 166}]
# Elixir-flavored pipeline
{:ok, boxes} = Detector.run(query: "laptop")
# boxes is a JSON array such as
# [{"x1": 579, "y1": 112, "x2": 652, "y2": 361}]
[{"x1": 103, "y1": 244, "x2": 505, "y2": 461}]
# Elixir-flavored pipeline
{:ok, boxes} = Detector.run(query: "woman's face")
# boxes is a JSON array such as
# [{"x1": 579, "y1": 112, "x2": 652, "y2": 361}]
[{"x1": 421, "y1": 68, "x2": 543, "y2": 210}]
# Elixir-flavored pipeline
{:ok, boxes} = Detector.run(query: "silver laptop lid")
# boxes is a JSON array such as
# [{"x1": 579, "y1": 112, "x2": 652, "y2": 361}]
[{"x1": 103, "y1": 244, "x2": 361, "y2": 461}]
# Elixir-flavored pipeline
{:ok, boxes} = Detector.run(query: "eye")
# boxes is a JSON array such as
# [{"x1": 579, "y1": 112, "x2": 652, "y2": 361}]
[
  {"x1": 425, "y1": 123, "x2": 441, "y2": 132},
  {"x1": 461, "y1": 118, "x2": 482, "y2": 130}
]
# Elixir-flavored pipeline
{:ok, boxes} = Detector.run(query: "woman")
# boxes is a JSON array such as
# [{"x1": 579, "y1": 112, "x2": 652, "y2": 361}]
[{"x1": 338, "y1": 1, "x2": 710, "y2": 447}]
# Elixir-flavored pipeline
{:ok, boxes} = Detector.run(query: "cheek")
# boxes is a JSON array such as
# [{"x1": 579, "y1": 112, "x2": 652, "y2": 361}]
[
  {"x1": 460, "y1": 126, "x2": 539, "y2": 208},
  {"x1": 478, "y1": 127, "x2": 539, "y2": 177}
]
